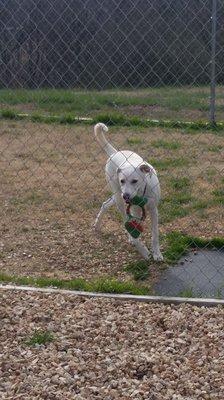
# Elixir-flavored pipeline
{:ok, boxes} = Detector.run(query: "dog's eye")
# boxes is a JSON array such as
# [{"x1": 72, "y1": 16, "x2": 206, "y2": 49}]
[
  {"x1": 120, "y1": 179, "x2": 125, "y2": 184},
  {"x1": 131, "y1": 179, "x2": 138, "y2": 184}
]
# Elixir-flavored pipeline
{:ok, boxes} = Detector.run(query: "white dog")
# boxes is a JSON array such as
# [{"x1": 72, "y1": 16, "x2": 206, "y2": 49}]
[{"x1": 93, "y1": 123, "x2": 163, "y2": 261}]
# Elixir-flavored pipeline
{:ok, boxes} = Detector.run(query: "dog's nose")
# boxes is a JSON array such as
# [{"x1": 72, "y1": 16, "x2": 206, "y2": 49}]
[{"x1": 123, "y1": 193, "x2": 130, "y2": 203}]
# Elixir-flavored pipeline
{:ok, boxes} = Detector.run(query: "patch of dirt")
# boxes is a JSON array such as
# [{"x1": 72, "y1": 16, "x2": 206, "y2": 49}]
[
  {"x1": 0, "y1": 121, "x2": 223, "y2": 282},
  {"x1": 118, "y1": 104, "x2": 218, "y2": 122},
  {"x1": 0, "y1": 103, "x2": 37, "y2": 113}
]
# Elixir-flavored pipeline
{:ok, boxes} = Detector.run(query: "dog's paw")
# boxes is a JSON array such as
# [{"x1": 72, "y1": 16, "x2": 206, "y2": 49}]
[
  {"x1": 152, "y1": 251, "x2": 164, "y2": 262},
  {"x1": 141, "y1": 248, "x2": 150, "y2": 260},
  {"x1": 92, "y1": 222, "x2": 101, "y2": 233},
  {"x1": 128, "y1": 235, "x2": 135, "y2": 246}
]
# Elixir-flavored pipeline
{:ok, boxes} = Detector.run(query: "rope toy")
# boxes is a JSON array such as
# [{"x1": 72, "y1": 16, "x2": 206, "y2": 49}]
[{"x1": 124, "y1": 196, "x2": 148, "y2": 238}]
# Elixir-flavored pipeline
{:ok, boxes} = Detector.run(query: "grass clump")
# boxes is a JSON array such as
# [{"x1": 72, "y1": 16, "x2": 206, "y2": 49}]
[
  {"x1": 0, "y1": 107, "x2": 224, "y2": 132},
  {"x1": 25, "y1": 330, "x2": 54, "y2": 346},
  {"x1": 160, "y1": 201, "x2": 189, "y2": 224},
  {"x1": 0, "y1": 273, "x2": 150, "y2": 296},
  {"x1": 208, "y1": 145, "x2": 223, "y2": 152},
  {"x1": 169, "y1": 177, "x2": 191, "y2": 190},
  {"x1": 178, "y1": 287, "x2": 195, "y2": 298},
  {"x1": 124, "y1": 260, "x2": 150, "y2": 281},
  {"x1": 10, "y1": 190, "x2": 48, "y2": 208},
  {"x1": 150, "y1": 158, "x2": 189, "y2": 170},
  {"x1": 163, "y1": 231, "x2": 224, "y2": 264},
  {"x1": 151, "y1": 139, "x2": 181, "y2": 150},
  {"x1": 1, "y1": 109, "x2": 21, "y2": 120},
  {"x1": 127, "y1": 137, "x2": 143, "y2": 146},
  {"x1": 163, "y1": 232, "x2": 190, "y2": 263},
  {"x1": 212, "y1": 188, "x2": 224, "y2": 205}
]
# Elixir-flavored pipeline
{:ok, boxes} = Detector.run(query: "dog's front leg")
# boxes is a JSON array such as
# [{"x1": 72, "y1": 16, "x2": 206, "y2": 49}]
[
  {"x1": 114, "y1": 193, "x2": 126, "y2": 219},
  {"x1": 148, "y1": 202, "x2": 163, "y2": 261},
  {"x1": 93, "y1": 196, "x2": 115, "y2": 231}
]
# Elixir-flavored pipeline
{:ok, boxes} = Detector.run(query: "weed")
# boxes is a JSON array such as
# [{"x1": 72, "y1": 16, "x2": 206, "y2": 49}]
[
  {"x1": 163, "y1": 231, "x2": 224, "y2": 264},
  {"x1": 25, "y1": 330, "x2": 54, "y2": 346},
  {"x1": 208, "y1": 145, "x2": 223, "y2": 152},
  {"x1": 127, "y1": 137, "x2": 143, "y2": 146},
  {"x1": 160, "y1": 201, "x2": 189, "y2": 224},
  {"x1": 1, "y1": 108, "x2": 224, "y2": 132},
  {"x1": 169, "y1": 177, "x2": 191, "y2": 190},
  {"x1": 0, "y1": 273, "x2": 150, "y2": 295},
  {"x1": 10, "y1": 190, "x2": 48, "y2": 207},
  {"x1": 178, "y1": 287, "x2": 195, "y2": 298},
  {"x1": 124, "y1": 260, "x2": 150, "y2": 281},
  {"x1": 150, "y1": 158, "x2": 189, "y2": 170},
  {"x1": 151, "y1": 139, "x2": 181, "y2": 150},
  {"x1": 213, "y1": 188, "x2": 224, "y2": 198}
]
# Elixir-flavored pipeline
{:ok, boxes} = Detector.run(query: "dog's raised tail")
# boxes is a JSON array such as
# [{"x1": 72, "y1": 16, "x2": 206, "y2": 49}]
[{"x1": 94, "y1": 123, "x2": 117, "y2": 157}]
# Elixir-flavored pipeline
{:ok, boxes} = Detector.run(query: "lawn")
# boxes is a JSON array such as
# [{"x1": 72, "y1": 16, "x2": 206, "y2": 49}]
[{"x1": 0, "y1": 86, "x2": 224, "y2": 122}]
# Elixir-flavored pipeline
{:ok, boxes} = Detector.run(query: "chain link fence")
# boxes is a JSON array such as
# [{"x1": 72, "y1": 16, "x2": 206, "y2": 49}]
[{"x1": 0, "y1": 0, "x2": 223, "y2": 299}]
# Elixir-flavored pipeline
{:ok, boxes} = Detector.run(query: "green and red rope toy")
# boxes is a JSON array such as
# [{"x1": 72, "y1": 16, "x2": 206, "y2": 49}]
[{"x1": 124, "y1": 195, "x2": 148, "y2": 239}]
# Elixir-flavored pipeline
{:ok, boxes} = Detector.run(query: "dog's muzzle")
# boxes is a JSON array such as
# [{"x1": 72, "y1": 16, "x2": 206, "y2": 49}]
[{"x1": 123, "y1": 193, "x2": 131, "y2": 203}]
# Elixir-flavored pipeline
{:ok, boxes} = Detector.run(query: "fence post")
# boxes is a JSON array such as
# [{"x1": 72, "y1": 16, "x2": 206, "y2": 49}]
[{"x1": 209, "y1": 0, "x2": 217, "y2": 125}]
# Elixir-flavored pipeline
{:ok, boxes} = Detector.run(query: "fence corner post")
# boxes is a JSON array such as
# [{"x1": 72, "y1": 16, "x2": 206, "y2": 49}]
[{"x1": 209, "y1": 0, "x2": 217, "y2": 126}]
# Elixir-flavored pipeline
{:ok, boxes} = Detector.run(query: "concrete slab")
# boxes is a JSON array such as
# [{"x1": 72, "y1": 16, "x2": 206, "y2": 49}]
[{"x1": 154, "y1": 249, "x2": 224, "y2": 298}]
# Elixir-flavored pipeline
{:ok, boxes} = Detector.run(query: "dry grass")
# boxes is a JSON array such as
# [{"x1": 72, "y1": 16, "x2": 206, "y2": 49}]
[{"x1": 0, "y1": 120, "x2": 223, "y2": 282}]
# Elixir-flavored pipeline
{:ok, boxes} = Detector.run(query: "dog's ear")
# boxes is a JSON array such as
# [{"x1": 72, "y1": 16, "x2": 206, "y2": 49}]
[
  {"x1": 139, "y1": 164, "x2": 152, "y2": 175},
  {"x1": 117, "y1": 167, "x2": 121, "y2": 175}
]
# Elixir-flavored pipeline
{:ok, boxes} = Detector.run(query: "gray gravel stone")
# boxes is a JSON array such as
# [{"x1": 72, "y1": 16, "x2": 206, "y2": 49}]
[{"x1": 0, "y1": 289, "x2": 224, "y2": 399}]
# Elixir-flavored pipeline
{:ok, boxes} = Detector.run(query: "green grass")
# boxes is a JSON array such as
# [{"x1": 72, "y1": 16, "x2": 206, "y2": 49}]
[
  {"x1": 127, "y1": 137, "x2": 143, "y2": 146},
  {"x1": 0, "y1": 273, "x2": 150, "y2": 295},
  {"x1": 208, "y1": 145, "x2": 223, "y2": 152},
  {"x1": 0, "y1": 86, "x2": 224, "y2": 131},
  {"x1": 0, "y1": 87, "x2": 209, "y2": 114},
  {"x1": 1, "y1": 109, "x2": 22, "y2": 120},
  {"x1": 25, "y1": 330, "x2": 54, "y2": 346},
  {"x1": 169, "y1": 177, "x2": 191, "y2": 190},
  {"x1": 124, "y1": 260, "x2": 150, "y2": 281},
  {"x1": 0, "y1": 86, "x2": 223, "y2": 117},
  {"x1": 1, "y1": 108, "x2": 224, "y2": 133},
  {"x1": 213, "y1": 188, "x2": 224, "y2": 198},
  {"x1": 10, "y1": 190, "x2": 49, "y2": 207},
  {"x1": 178, "y1": 287, "x2": 195, "y2": 298},
  {"x1": 172, "y1": 193, "x2": 193, "y2": 204},
  {"x1": 160, "y1": 201, "x2": 190, "y2": 224},
  {"x1": 151, "y1": 139, "x2": 181, "y2": 150},
  {"x1": 191, "y1": 193, "x2": 224, "y2": 211},
  {"x1": 216, "y1": 287, "x2": 224, "y2": 299},
  {"x1": 179, "y1": 286, "x2": 224, "y2": 299},
  {"x1": 159, "y1": 176, "x2": 193, "y2": 223},
  {"x1": 150, "y1": 158, "x2": 190, "y2": 170},
  {"x1": 163, "y1": 231, "x2": 224, "y2": 264}
]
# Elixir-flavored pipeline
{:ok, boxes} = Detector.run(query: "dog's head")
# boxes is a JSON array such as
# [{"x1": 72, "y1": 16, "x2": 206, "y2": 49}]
[{"x1": 117, "y1": 164, "x2": 152, "y2": 203}]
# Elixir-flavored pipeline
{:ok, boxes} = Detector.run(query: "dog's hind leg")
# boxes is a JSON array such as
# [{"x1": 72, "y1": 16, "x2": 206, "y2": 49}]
[
  {"x1": 148, "y1": 202, "x2": 163, "y2": 261},
  {"x1": 93, "y1": 195, "x2": 116, "y2": 231}
]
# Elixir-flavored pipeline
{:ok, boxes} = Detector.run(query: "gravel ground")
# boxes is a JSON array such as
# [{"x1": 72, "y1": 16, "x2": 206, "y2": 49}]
[{"x1": 1, "y1": 289, "x2": 224, "y2": 400}]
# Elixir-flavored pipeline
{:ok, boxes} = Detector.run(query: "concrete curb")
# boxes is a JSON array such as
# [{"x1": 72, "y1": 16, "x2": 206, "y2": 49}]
[{"x1": 0, "y1": 284, "x2": 223, "y2": 307}]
